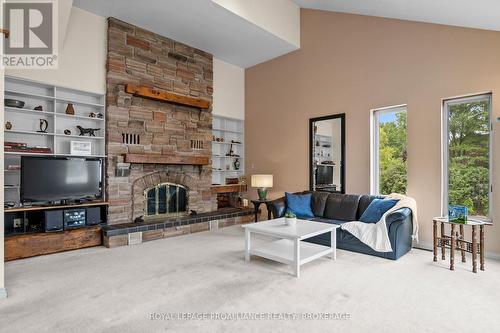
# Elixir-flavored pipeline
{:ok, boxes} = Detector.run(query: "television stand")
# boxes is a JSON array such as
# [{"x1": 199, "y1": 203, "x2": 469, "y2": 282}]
[{"x1": 4, "y1": 201, "x2": 109, "y2": 261}]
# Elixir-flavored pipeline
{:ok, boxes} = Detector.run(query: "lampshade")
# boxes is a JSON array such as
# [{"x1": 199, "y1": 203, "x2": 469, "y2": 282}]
[{"x1": 251, "y1": 174, "x2": 273, "y2": 188}]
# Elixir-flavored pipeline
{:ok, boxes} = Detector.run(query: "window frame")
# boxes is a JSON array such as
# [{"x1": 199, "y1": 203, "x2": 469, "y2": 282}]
[
  {"x1": 441, "y1": 93, "x2": 493, "y2": 218},
  {"x1": 370, "y1": 104, "x2": 408, "y2": 195}
]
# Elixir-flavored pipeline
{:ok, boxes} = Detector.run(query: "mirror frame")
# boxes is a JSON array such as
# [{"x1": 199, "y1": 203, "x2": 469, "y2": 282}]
[{"x1": 309, "y1": 113, "x2": 346, "y2": 194}]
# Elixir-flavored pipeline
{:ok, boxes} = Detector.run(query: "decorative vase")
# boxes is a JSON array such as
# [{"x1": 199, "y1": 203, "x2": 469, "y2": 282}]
[
  {"x1": 285, "y1": 217, "x2": 297, "y2": 226},
  {"x1": 234, "y1": 158, "x2": 240, "y2": 170},
  {"x1": 5, "y1": 121, "x2": 12, "y2": 130},
  {"x1": 65, "y1": 103, "x2": 75, "y2": 115}
]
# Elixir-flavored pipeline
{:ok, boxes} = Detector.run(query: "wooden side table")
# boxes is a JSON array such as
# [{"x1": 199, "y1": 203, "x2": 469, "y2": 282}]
[
  {"x1": 433, "y1": 217, "x2": 492, "y2": 273},
  {"x1": 251, "y1": 199, "x2": 273, "y2": 222}
]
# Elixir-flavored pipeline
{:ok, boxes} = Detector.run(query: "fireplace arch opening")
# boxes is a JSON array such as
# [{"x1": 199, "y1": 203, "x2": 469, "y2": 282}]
[{"x1": 144, "y1": 182, "x2": 188, "y2": 218}]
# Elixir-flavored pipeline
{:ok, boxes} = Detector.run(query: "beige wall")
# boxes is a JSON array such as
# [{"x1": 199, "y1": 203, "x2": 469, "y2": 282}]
[
  {"x1": 6, "y1": 7, "x2": 107, "y2": 94},
  {"x1": 245, "y1": 10, "x2": 500, "y2": 255},
  {"x1": 213, "y1": 58, "x2": 245, "y2": 119}
]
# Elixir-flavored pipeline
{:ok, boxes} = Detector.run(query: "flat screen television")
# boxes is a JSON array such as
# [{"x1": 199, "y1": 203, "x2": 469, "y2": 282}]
[
  {"x1": 21, "y1": 156, "x2": 103, "y2": 203},
  {"x1": 316, "y1": 165, "x2": 333, "y2": 185}
]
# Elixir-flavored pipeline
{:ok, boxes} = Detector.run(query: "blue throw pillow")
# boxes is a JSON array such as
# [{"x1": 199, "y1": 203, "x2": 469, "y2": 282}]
[
  {"x1": 285, "y1": 192, "x2": 314, "y2": 218},
  {"x1": 359, "y1": 199, "x2": 399, "y2": 223}
]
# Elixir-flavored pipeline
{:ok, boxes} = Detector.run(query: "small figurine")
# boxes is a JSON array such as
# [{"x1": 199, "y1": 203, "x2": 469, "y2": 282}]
[
  {"x1": 97, "y1": 113, "x2": 104, "y2": 119},
  {"x1": 89, "y1": 112, "x2": 96, "y2": 118},
  {"x1": 37, "y1": 119, "x2": 48, "y2": 133},
  {"x1": 77, "y1": 125, "x2": 100, "y2": 137},
  {"x1": 5, "y1": 121, "x2": 12, "y2": 130},
  {"x1": 64, "y1": 129, "x2": 71, "y2": 135},
  {"x1": 34, "y1": 105, "x2": 43, "y2": 111},
  {"x1": 234, "y1": 158, "x2": 240, "y2": 170},
  {"x1": 65, "y1": 103, "x2": 75, "y2": 115}
]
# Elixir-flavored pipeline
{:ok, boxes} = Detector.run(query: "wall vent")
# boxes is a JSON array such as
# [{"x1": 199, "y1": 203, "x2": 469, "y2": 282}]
[
  {"x1": 122, "y1": 133, "x2": 140, "y2": 145},
  {"x1": 190, "y1": 140, "x2": 204, "y2": 150},
  {"x1": 128, "y1": 232, "x2": 143, "y2": 245}
]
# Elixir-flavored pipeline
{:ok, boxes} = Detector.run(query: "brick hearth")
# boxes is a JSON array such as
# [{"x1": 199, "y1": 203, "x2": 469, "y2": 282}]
[
  {"x1": 102, "y1": 208, "x2": 254, "y2": 248},
  {"x1": 105, "y1": 18, "x2": 216, "y2": 225}
]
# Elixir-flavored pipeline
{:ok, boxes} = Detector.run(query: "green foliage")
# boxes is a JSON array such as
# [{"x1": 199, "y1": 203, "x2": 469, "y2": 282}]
[
  {"x1": 448, "y1": 101, "x2": 490, "y2": 216},
  {"x1": 377, "y1": 101, "x2": 490, "y2": 217},
  {"x1": 377, "y1": 100, "x2": 490, "y2": 217},
  {"x1": 379, "y1": 112, "x2": 407, "y2": 195},
  {"x1": 284, "y1": 211, "x2": 296, "y2": 218}
]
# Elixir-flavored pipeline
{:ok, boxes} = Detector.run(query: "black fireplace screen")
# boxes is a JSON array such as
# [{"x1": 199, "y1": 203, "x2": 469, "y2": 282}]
[{"x1": 145, "y1": 183, "x2": 188, "y2": 217}]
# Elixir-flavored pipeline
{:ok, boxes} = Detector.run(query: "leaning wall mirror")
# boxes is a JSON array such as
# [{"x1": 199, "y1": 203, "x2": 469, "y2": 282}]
[{"x1": 309, "y1": 113, "x2": 346, "y2": 193}]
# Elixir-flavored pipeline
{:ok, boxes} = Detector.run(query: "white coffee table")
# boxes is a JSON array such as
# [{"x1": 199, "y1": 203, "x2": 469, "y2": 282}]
[{"x1": 242, "y1": 218, "x2": 338, "y2": 278}]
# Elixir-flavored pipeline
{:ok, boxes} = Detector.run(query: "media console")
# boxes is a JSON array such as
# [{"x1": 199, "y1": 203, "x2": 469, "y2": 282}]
[
  {"x1": 5, "y1": 201, "x2": 108, "y2": 235},
  {"x1": 4, "y1": 202, "x2": 109, "y2": 261}
]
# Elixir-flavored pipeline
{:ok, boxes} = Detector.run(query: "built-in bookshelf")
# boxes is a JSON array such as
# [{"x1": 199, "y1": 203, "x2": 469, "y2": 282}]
[
  {"x1": 4, "y1": 76, "x2": 106, "y2": 204},
  {"x1": 211, "y1": 115, "x2": 245, "y2": 185}
]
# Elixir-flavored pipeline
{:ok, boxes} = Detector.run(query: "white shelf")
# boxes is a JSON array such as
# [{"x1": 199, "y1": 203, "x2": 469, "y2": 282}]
[
  {"x1": 4, "y1": 76, "x2": 107, "y2": 204},
  {"x1": 5, "y1": 130, "x2": 55, "y2": 136},
  {"x1": 4, "y1": 107, "x2": 104, "y2": 123},
  {"x1": 211, "y1": 141, "x2": 243, "y2": 146},
  {"x1": 250, "y1": 239, "x2": 332, "y2": 266},
  {"x1": 212, "y1": 115, "x2": 245, "y2": 185},
  {"x1": 5, "y1": 151, "x2": 106, "y2": 158},
  {"x1": 5, "y1": 89, "x2": 54, "y2": 100},
  {"x1": 5, "y1": 107, "x2": 55, "y2": 116},
  {"x1": 213, "y1": 128, "x2": 242, "y2": 134},
  {"x1": 56, "y1": 98, "x2": 105, "y2": 108},
  {"x1": 55, "y1": 134, "x2": 104, "y2": 139},
  {"x1": 56, "y1": 154, "x2": 107, "y2": 158},
  {"x1": 55, "y1": 113, "x2": 105, "y2": 121},
  {"x1": 5, "y1": 152, "x2": 53, "y2": 156}
]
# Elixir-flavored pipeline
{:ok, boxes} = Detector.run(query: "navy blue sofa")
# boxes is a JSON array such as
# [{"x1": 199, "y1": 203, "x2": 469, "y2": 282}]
[{"x1": 267, "y1": 192, "x2": 413, "y2": 260}]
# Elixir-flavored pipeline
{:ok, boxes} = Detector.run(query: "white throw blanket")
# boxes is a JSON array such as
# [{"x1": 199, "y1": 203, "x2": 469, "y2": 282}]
[{"x1": 340, "y1": 193, "x2": 419, "y2": 252}]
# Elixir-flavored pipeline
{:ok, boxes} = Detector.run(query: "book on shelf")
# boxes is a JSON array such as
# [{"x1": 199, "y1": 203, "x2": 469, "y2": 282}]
[
  {"x1": 4, "y1": 141, "x2": 27, "y2": 147},
  {"x1": 5, "y1": 147, "x2": 52, "y2": 154},
  {"x1": 4, "y1": 141, "x2": 51, "y2": 154}
]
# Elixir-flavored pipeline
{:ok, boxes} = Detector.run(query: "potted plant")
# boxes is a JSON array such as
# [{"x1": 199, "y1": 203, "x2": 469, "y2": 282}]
[{"x1": 284, "y1": 211, "x2": 297, "y2": 226}]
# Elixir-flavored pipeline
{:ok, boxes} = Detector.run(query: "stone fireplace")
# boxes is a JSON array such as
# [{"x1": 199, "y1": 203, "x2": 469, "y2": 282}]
[{"x1": 105, "y1": 18, "x2": 217, "y2": 225}]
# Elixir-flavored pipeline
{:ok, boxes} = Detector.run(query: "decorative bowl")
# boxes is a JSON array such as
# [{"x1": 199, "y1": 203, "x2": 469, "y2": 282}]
[{"x1": 5, "y1": 99, "x2": 25, "y2": 108}]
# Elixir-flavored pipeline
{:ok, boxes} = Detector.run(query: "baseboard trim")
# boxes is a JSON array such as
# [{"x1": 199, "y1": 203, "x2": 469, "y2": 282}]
[{"x1": 0, "y1": 288, "x2": 7, "y2": 300}]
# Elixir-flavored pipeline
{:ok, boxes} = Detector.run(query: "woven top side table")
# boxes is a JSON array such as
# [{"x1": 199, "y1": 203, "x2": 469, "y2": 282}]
[{"x1": 433, "y1": 217, "x2": 492, "y2": 273}]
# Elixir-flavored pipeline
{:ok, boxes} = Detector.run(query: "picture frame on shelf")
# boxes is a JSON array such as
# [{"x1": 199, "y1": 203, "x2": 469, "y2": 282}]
[{"x1": 70, "y1": 141, "x2": 92, "y2": 156}]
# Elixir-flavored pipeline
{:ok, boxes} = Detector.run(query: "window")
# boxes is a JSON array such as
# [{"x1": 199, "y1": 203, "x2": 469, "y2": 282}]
[
  {"x1": 442, "y1": 94, "x2": 492, "y2": 219},
  {"x1": 371, "y1": 105, "x2": 408, "y2": 195}
]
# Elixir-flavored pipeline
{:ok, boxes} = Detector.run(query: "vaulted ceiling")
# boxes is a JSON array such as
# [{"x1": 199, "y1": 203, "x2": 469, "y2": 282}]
[
  {"x1": 73, "y1": 0, "x2": 300, "y2": 68},
  {"x1": 293, "y1": 0, "x2": 500, "y2": 32}
]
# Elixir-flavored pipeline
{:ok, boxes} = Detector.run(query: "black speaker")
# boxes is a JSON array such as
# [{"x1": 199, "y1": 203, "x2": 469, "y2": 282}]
[
  {"x1": 86, "y1": 207, "x2": 101, "y2": 226},
  {"x1": 44, "y1": 210, "x2": 64, "y2": 232}
]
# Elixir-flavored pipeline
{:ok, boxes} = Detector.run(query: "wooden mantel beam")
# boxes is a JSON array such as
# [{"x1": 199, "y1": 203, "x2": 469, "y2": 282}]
[
  {"x1": 125, "y1": 84, "x2": 210, "y2": 109},
  {"x1": 124, "y1": 154, "x2": 209, "y2": 166}
]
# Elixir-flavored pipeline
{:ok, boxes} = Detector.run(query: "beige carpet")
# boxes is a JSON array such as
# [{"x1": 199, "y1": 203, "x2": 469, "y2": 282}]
[{"x1": 1, "y1": 226, "x2": 499, "y2": 333}]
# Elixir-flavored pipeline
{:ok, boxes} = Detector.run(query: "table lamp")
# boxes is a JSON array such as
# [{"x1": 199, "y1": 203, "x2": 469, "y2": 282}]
[{"x1": 251, "y1": 174, "x2": 273, "y2": 200}]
